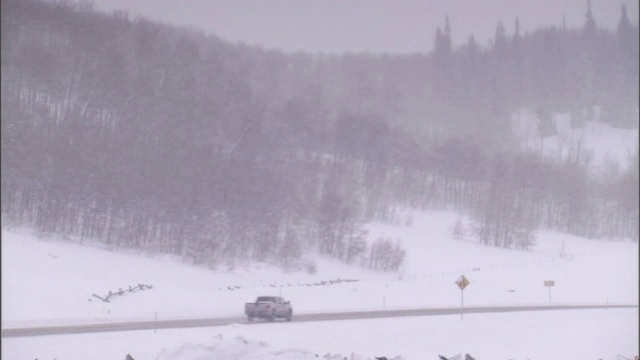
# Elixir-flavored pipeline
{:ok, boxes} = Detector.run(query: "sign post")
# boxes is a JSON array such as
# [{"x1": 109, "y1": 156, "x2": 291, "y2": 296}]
[
  {"x1": 544, "y1": 280, "x2": 555, "y2": 303},
  {"x1": 455, "y1": 275, "x2": 470, "y2": 320}
]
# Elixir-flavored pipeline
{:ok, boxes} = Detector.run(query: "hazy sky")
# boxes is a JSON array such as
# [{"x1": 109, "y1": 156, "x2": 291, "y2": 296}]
[{"x1": 92, "y1": 0, "x2": 638, "y2": 54}]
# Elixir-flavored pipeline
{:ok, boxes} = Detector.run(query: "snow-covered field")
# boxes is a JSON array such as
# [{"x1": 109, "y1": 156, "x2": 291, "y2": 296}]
[
  {"x1": 2, "y1": 209, "x2": 638, "y2": 360},
  {"x1": 513, "y1": 110, "x2": 639, "y2": 171}
]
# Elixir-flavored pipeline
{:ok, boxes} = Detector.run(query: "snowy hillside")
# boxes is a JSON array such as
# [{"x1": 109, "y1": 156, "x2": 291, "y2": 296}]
[
  {"x1": 512, "y1": 109, "x2": 639, "y2": 170},
  {"x1": 2, "y1": 210, "x2": 638, "y2": 359}
]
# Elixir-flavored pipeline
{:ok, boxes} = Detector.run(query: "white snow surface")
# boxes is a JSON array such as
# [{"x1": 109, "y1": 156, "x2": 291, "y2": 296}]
[
  {"x1": 512, "y1": 110, "x2": 639, "y2": 171},
  {"x1": 2, "y1": 210, "x2": 639, "y2": 360}
]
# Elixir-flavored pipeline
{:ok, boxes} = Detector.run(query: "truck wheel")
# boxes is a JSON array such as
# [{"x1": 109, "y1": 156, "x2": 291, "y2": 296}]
[{"x1": 286, "y1": 310, "x2": 292, "y2": 321}]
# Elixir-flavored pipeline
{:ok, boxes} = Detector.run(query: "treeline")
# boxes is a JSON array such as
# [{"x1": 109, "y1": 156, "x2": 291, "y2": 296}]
[
  {"x1": 425, "y1": 5, "x2": 639, "y2": 142},
  {"x1": 1, "y1": 0, "x2": 637, "y2": 272}
]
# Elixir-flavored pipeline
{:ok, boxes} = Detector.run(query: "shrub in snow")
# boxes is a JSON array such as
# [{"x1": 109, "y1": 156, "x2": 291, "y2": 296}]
[{"x1": 365, "y1": 237, "x2": 406, "y2": 271}]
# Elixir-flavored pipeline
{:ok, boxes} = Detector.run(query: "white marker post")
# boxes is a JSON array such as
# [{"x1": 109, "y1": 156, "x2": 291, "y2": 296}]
[
  {"x1": 455, "y1": 275, "x2": 470, "y2": 320},
  {"x1": 544, "y1": 280, "x2": 554, "y2": 303}
]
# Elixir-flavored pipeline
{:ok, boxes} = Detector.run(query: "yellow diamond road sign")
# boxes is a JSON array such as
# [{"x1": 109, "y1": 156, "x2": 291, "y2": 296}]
[{"x1": 456, "y1": 275, "x2": 470, "y2": 290}]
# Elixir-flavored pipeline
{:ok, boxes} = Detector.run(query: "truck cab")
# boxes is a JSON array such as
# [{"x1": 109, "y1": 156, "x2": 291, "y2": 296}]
[{"x1": 245, "y1": 296, "x2": 293, "y2": 321}]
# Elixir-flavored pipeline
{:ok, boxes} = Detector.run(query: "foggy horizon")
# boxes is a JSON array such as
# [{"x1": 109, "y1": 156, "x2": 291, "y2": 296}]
[{"x1": 90, "y1": 0, "x2": 640, "y2": 54}]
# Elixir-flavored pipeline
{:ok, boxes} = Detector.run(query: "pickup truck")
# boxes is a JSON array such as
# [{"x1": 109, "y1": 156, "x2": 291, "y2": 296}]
[{"x1": 245, "y1": 296, "x2": 293, "y2": 321}]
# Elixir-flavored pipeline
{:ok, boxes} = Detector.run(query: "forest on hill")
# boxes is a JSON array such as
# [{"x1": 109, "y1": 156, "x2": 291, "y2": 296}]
[{"x1": 1, "y1": 0, "x2": 638, "y2": 271}]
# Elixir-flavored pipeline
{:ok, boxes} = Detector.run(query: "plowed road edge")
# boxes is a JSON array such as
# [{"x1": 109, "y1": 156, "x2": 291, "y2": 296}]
[{"x1": 2, "y1": 304, "x2": 637, "y2": 338}]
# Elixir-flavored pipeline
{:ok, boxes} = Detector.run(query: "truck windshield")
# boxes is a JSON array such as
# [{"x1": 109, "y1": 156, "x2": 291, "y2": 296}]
[{"x1": 256, "y1": 297, "x2": 275, "y2": 302}]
